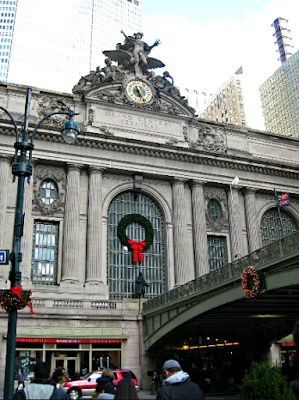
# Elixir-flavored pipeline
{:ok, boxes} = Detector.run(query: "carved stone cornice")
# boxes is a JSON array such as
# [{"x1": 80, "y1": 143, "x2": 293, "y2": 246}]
[{"x1": 1, "y1": 120, "x2": 299, "y2": 181}]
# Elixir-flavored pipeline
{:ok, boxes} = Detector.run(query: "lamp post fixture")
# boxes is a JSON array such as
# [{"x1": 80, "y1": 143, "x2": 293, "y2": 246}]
[
  {"x1": 230, "y1": 176, "x2": 241, "y2": 259},
  {"x1": 1, "y1": 87, "x2": 79, "y2": 399},
  {"x1": 123, "y1": 246, "x2": 128, "y2": 298}
]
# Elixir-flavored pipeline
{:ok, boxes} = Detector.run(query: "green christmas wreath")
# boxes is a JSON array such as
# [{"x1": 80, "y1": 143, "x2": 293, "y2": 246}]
[
  {"x1": 0, "y1": 288, "x2": 33, "y2": 312},
  {"x1": 117, "y1": 214, "x2": 154, "y2": 251}
]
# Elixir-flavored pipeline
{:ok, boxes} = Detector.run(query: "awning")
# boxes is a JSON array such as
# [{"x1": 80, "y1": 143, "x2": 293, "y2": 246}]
[{"x1": 16, "y1": 338, "x2": 123, "y2": 343}]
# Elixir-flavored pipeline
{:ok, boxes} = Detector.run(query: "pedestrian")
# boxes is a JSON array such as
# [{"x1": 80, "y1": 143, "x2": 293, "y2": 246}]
[
  {"x1": 13, "y1": 361, "x2": 70, "y2": 399},
  {"x1": 92, "y1": 368, "x2": 116, "y2": 399},
  {"x1": 152, "y1": 371, "x2": 160, "y2": 391},
  {"x1": 61, "y1": 368, "x2": 70, "y2": 383},
  {"x1": 73, "y1": 369, "x2": 81, "y2": 381},
  {"x1": 18, "y1": 368, "x2": 26, "y2": 389},
  {"x1": 52, "y1": 369, "x2": 59, "y2": 384},
  {"x1": 114, "y1": 378, "x2": 139, "y2": 400},
  {"x1": 156, "y1": 359, "x2": 205, "y2": 399}
]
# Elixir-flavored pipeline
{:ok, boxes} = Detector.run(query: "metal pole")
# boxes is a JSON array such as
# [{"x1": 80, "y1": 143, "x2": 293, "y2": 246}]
[
  {"x1": 123, "y1": 246, "x2": 128, "y2": 298},
  {"x1": 4, "y1": 88, "x2": 31, "y2": 400},
  {"x1": 274, "y1": 189, "x2": 285, "y2": 237},
  {"x1": 230, "y1": 183, "x2": 240, "y2": 259}
]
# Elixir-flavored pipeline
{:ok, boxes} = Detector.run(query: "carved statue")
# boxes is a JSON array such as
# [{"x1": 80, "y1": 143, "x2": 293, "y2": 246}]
[
  {"x1": 100, "y1": 58, "x2": 122, "y2": 83},
  {"x1": 73, "y1": 69, "x2": 98, "y2": 92},
  {"x1": 135, "y1": 272, "x2": 149, "y2": 298},
  {"x1": 103, "y1": 31, "x2": 165, "y2": 76},
  {"x1": 71, "y1": 33, "x2": 196, "y2": 117}
]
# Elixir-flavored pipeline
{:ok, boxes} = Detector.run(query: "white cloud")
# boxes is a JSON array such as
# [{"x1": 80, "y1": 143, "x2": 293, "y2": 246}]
[{"x1": 143, "y1": 0, "x2": 299, "y2": 130}]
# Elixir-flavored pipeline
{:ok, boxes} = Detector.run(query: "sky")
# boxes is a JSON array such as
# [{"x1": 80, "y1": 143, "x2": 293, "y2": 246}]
[{"x1": 141, "y1": 0, "x2": 299, "y2": 130}]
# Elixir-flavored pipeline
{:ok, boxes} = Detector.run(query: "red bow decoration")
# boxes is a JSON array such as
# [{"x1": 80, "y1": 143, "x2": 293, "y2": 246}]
[
  {"x1": 128, "y1": 240, "x2": 145, "y2": 263},
  {"x1": 11, "y1": 285, "x2": 34, "y2": 314}
]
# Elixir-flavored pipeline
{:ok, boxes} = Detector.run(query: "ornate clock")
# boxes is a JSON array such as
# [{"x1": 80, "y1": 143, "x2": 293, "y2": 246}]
[{"x1": 126, "y1": 79, "x2": 153, "y2": 104}]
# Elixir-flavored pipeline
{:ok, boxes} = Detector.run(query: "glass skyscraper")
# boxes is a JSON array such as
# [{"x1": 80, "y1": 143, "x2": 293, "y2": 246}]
[
  {"x1": 259, "y1": 50, "x2": 299, "y2": 138},
  {"x1": 1, "y1": 0, "x2": 142, "y2": 92},
  {"x1": 0, "y1": 0, "x2": 15, "y2": 82}
]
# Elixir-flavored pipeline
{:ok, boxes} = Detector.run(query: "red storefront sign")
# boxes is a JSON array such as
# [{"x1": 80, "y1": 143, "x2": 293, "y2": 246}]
[{"x1": 16, "y1": 338, "x2": 123, "y2": 344}]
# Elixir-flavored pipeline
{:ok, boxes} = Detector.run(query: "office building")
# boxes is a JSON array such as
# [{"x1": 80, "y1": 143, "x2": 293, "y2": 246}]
[
  {"x1": 260, "y1": 19, "x2": 299, "y2": 138},
  {"x1": 199, "y1": 68, "x2": 248, "y2": 127},
  {"x1": 0, "y1": 0, "x2": 142, "y2": 92},
  {"x1": 0, "y1": 0, "x2": 16, "y2": 83}
]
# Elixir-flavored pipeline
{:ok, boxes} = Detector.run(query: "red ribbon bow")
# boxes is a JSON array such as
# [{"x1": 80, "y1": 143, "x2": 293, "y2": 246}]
[
  {"x1": 11, "y1": 285, "x2": 34, "y2": 314},
  {"x1": 128, "y1": 240, "x2": 145, "y2": 263}
]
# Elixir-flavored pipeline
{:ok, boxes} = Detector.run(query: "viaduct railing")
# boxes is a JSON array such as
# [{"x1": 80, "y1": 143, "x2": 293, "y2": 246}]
[{"x1": 143, "y1": 231, "x2": 299, "y2": 314}]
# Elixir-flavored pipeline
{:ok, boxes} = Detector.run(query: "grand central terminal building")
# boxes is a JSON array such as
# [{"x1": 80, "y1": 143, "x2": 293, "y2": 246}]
[{"x1": 0, "y1": 33, "x2": 299, "y2": 392}]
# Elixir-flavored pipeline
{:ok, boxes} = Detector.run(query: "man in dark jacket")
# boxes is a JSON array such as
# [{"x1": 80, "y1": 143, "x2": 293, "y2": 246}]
[
  {"x1": 156, "y1": 359, "x2": 204, "y2": 399},
  {"x1": 13, "y1": 362, "x2": 69, "y2": 399}
]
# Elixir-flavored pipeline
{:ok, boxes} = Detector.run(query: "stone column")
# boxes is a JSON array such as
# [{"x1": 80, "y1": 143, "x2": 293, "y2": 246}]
[
  {"x1": 244, "y1": 187, "x2": 261, "y2": 252},
  {"x1": 172, "y1": 178, "x2": 190, "y2": 285},
  {"x1": 20, "y1": 161, "x2": 36, "y2": 281},
  {"x1": 61, "y1": 164, "x2": 81, "y2": 282},
  {"x1": 86, "y1": 167, "x2": 104, "y2": 284},
  {"x1": 190, "y1": 181, "x2": 209, "y2": 277},
  {"x1": 227, "y1": 186, "x2": 243, "y2": 259},
  {"x1": 0, "y1": 156, "x2": 11, "y2": 249}
]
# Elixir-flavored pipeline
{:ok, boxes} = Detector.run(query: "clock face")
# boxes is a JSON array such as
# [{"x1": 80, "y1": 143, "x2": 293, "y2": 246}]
[{"x1": 126, "y1": 80, "x2": 152, "y2": 103}]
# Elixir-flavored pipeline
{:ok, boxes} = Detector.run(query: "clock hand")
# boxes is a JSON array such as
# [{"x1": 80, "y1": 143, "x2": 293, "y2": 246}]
[{"x1": 135, "y1": 86, "x2": 144, "y2": 98}]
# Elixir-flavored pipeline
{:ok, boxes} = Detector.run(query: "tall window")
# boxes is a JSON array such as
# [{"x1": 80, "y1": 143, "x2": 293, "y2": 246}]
[
  {"x1": 107, "y1": 191, "x2": 165, "y2": 300},
  {"x1": 208, "y1": 236, "x2": 227, "y2": 271},
  {"x1": 31, "y1": 221, "x2": 59, "y2": 285},
  {"x1": 260, "y1": 208, "x2": 298, "y2": 246}
]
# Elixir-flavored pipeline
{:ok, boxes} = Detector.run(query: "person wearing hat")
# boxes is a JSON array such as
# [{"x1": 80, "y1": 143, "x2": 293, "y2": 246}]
[{"x1": 156, "y1": 359, "x2": 204, "y2": 399}]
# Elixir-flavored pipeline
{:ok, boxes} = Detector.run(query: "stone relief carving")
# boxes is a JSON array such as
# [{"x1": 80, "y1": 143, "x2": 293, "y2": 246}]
[
  {"x1": 33, "y1": 166, "x2": 66, "y2": 216},
  {"x1": 37, "y1": 96, "x2": 69, "y2": 127},
  {"x1": 99, "y1": 126, "x2": 114, "y2": 135},
  {"x1": 134, "y1": 174, "x2": 143, "y2": 189},
  {"x1": 165, "y1": 138, "x2": 179, "y2": 145},
  {"x1": 190, "y1": 123, "x2": 227, "y2": 152},
  {"x1": 204, "y1": 187, "x2": 228, "y2": 231}
]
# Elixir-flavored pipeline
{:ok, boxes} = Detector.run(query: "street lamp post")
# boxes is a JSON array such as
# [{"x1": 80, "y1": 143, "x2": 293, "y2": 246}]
[
  {"x1": 1, "y1": 87, "x2": 79, "y2": 399},
  {"x1": 230, "y1": 176, "x2": 241, "y2": 259}
]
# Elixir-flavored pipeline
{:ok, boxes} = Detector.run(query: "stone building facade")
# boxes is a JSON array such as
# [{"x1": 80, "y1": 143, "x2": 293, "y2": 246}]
[{"x1": 0, "y1": 35, "x2": 299, "y2": 392}]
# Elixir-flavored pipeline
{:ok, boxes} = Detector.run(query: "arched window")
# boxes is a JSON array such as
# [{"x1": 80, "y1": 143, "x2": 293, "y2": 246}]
[
  {"x1": 107, "y1": 191, "x2": 165, "y2": 300},
  {"x1": 260, "y1": 208, "x2": 298, "y2": 246}
]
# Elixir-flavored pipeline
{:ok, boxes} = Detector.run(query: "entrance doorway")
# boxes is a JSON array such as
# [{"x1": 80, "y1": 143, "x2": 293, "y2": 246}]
[{"x1": 53, "y1": 356, "x2": 78, "y2": 381}]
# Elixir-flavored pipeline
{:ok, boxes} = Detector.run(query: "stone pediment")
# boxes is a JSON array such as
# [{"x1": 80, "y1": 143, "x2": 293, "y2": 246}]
[{"x1": 79, "y1": 78, "x2": 195, "y2": 118}]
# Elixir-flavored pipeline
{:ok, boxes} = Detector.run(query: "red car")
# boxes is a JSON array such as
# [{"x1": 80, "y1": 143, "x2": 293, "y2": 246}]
[{"x1": 60, "y1": 369, "x2": 139, "y2": 400}]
